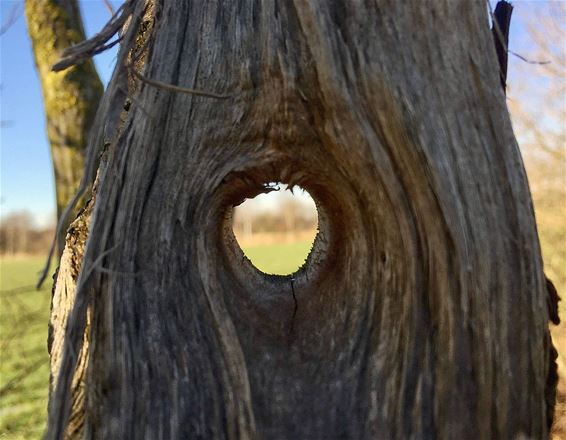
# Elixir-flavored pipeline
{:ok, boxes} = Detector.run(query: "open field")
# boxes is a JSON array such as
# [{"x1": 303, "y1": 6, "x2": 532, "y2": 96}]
[
  {"x1": 241, "y1": 241, "x2": 314, "y2": 275},
  {"x1": 0, "y1": 243, "x2": 311, "y2": 438},
  {"x1": 0, "y1": 258, "x2": 51, "y2": 440}
]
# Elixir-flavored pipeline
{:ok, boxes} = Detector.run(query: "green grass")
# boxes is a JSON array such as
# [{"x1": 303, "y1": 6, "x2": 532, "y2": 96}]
[
  {"x1": 0, "y1": 243, "x2": 312, "y2": 438},
  {"x1": 241, "y1": 241, "x2": 314, "y2": 275},
  {"x1": 0, "y1": 258, "x2": 51, "y2": 440}
]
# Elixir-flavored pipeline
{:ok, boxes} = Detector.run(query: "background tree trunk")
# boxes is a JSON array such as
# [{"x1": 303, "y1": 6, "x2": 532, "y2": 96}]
[
  {"x1": 25, "y1": 0, "x2": 103, "y2": 254},
  {"x1": 47, "y1": 1, "x2": 556, "y2": 438}
]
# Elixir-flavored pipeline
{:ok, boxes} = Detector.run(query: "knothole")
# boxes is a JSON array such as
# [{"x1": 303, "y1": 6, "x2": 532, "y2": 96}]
[{"x1": 231, "y1": 183, "x2": 318, "y2": 275}]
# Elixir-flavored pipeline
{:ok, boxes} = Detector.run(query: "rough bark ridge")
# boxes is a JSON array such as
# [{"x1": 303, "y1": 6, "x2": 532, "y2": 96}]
[
  {"x1": 48, "y1": 1, "x2": 553, "y2": 438},
  {"x1": 25, "y1": 0, "x2": 103, "y2": 254}
]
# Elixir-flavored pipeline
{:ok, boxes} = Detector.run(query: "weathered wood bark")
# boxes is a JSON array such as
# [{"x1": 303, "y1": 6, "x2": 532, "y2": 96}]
[
  {"x1": 25, "y1": 0, "x2": 103, "y2": 253},
  {"x1": 48, "y1": 1, "x2": 557, "y2": 438},
  {"x1": 48, "y1": 190, "x2": 94, "y2": 439}
]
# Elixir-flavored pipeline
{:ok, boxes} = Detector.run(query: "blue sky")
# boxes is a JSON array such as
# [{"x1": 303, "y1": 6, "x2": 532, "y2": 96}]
[
  {"x1": 1, "y1": 0, "x2": 122, "y2": 226},
  {"x1": 0, "y1": 1, "x2": 554, "y2": 227}
]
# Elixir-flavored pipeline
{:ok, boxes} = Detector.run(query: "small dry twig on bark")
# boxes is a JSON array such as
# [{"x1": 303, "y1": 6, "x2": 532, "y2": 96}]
[
  {"x1": 127, "y1": 64, "x2": 234, "y2": 99},
  {"x1": 489, "y1": 0, "x2": 551, "y2": 86}
]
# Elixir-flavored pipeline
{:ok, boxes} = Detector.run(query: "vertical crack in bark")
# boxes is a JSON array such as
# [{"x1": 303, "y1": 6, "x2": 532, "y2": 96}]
[{"x1": 288, "y1": 277, "x2": 298, "y2": 343}]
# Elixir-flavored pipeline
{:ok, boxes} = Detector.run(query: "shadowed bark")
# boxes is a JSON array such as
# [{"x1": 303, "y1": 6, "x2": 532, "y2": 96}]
[
  {"x1": 47, "y1": 1, "x2": 557, "y2": 438},
  {"x1": 25, "y1": 0, "x2": 103, "y2": 254},
  {"x1": 491, "y1": 0, "x2": 513, "y2": 91}
]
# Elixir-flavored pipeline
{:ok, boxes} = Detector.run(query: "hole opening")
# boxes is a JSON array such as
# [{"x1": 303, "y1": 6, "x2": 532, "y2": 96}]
[{"x1": 231, "y1": 183, "x2": 319, "y2": 275}]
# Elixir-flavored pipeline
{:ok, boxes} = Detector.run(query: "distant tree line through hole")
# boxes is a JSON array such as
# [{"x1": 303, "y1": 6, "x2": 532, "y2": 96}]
[{"x1": 232, "y1": 183, "x2": 318, "y2": 247}]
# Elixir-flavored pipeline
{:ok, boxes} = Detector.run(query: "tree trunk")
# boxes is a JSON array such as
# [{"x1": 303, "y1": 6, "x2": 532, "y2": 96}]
[
  {"x1": 25, "y1": 0, "x2": 103, "y2": 254},
  {"x1": 47, "y1": 1, "x2": 557, "y2": 438}
]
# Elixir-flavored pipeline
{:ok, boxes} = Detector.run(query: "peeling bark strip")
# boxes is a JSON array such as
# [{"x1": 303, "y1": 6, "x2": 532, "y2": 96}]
[
  {"x1": 48, "y1": 1, "x2": 555, "y2": 438},
  {"x1": 491, "y1": 0, "x2": 513, "y2": 91}
]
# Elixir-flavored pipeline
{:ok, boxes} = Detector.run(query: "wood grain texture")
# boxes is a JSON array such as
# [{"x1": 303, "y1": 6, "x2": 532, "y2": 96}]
[{"x1": 47, "y1": 1, "x2": 554, "y2": 438}]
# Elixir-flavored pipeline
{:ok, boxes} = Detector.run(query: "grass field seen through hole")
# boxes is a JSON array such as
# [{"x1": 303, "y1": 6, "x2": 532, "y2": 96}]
[{"x1": 232, "y1": 183, "x2": 318, "y2": 275}]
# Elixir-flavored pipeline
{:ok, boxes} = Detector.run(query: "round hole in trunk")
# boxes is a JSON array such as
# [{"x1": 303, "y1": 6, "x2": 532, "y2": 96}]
[{"x1": 231, "y1": 183, "x2": 318, "y2": 275}]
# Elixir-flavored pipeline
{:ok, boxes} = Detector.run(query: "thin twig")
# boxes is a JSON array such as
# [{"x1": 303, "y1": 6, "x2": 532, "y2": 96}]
[
  {"x1": 62, "y1": 242, "x2": 120, "y2": 364},
  {"x1": 509, "y1": 50, "x2": 550, "y2": 65},
  {"x1": 36, "y1": 184, "x2": 86, "y2": 289},
  {"x1": 118, "y1": 82, "x2": 154, "y2": 120},
  {"x1": 80, "y1": 243, "x2": 122, "y2": 287},
  {"x1": 95, "y1": 266, "x2": 137, "y2": 277},
  {"x1": 91, "y1": 35, "x2": 123, "y2": 56},
  {"x1": 102, "y1": 0, "x2": 115, "y2": 16},
  {"x1": 127, "y1": 66, "x2": 233, "y2": 99},
  {"x1": 0, "y1": 358, "x2": 45, "y2": 397},
  {"x1": 488, "y1": 0, "x2": 551, "y2": 79},
  {"x1": 0, "y1": 284, "x2": 43, "y2": 296}
]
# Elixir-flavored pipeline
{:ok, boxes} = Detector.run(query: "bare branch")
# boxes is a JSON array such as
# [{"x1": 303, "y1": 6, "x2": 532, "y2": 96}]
[{"x1": 510, "y1": 50, "x2": 550, "y2": 66}]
